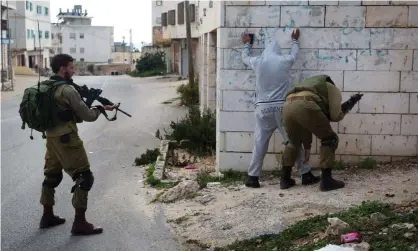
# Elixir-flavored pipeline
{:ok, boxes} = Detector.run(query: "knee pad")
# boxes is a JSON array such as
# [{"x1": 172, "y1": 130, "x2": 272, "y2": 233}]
[
  {"x1": 321, "y1": 134, "x2": 339, "y2": 150},
  {"x1": 71, "y1": 171, "x2": 94, "y2": 193},
  {"x1": 42, "y1": 171, "x2": 63, "y2": 188}
]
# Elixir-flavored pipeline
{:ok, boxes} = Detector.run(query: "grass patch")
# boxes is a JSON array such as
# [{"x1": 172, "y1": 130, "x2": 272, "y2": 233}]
[
  {"x1": 196, "y1": 168, "x2": 248, "y2": 188},
  {"x1": 359, "y1": 157, "x2": 378, "y2": 169},
  {"x1": 153, "y1": 181, "x2": 179, "y2": 190},
  {"x1": 135, "y1": 148, "x2": 161, "y2": 166},
  {"x1": 332, "y1": 160, "x2": 345, "y2": 170},
  {"x1": 145, "y1": 163, "x2": 160, "y2": 187},
  {"x1": 221, "y1": 200, "x2": 418, "y2": 251}
]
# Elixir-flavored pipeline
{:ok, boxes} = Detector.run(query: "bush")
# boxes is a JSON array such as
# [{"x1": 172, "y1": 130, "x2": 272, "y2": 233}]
[
  {"x1": 134, "y1": 148, "x2": 161, "y2": 166},
  {"x1": 164, "y1": 106, "x2": 216, "y2": 156},
  {"x1": 136, "y1": 51, "x2": 166, "y2": 74},
  {"x1": 176, "y1": 77, "x2": 199, "y2": 107}
]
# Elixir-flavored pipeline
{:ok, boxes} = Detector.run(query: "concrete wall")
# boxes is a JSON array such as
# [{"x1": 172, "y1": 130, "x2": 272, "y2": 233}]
[
  {"x1": 152, "y1": 0, "x2": 164, "y2": 27},
  {"x1": 217, "y1": 0, "x2": 418, "y2": 172}
]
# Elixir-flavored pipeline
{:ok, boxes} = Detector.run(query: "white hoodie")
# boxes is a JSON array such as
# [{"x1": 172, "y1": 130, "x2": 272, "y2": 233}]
[{"x1": 241, "y1": 39, "x2": 300, "y2": 105}]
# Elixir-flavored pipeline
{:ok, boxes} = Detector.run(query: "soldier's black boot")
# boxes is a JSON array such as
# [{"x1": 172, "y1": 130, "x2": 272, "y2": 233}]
[
  {"x1": 39, "y1": 205, "x2": 66, "y2": 228},
  {"x1": 319, "y1": 168, "x2": 345, "y2": 192},
  {"x1": 245, "y1": 176, "x2": 260, "y2": 188},
  {"x1": 280, "y1": 166, "x2": 296, "y2": 189},
  {"x1": 71, "y1": 208, "x2": 103, "y2": 236},
  {"x1": 301, "y1": 171, "x2": 320, "y2": 185}
]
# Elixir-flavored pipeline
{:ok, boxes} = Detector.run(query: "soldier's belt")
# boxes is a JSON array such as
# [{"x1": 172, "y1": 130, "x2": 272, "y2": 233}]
[{"x1": 286, "y1": 96, "x2": 315, "y2": 102}]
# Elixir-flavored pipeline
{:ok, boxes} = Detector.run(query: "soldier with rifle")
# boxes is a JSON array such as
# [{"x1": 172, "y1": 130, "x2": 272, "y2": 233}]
[
  {"x1": 20, "y1": 54, "x2": 119, "y2": 235},
  {"x1": 280, "y1": 75, "x2": 363, "y2": 191}
]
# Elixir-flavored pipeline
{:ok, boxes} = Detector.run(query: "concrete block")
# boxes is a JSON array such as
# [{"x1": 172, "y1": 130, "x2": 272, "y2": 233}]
[
  {"x1": 218, "y1": 152, "x2": 278, "y2": 172},
  {"x1": 415, "y1": 50, "x2": 418, "y2": 71},
  {"x1": 225, "y1": 1, "x2": 266, "y2": 5},
  {"x1": 366, "y1": 6, "x2": 408, "y2": 27},
  {"x1": 219, "y1": 132, "x2": 225, "y2": 151},
  {"x1": 400, "y1": 71, "x2": 418, "y2": 92},
  {"x1": 371, "y1": 135, "x2": 417, "y2": 156},
  {"x1": 410, "y1": 93, "x2": 418, "y2": 113},
  {"x1": 225, "y1": 6, "x2": 281, "y2": 27},
  {"x1": 401, "y1": 115, "x2": 418, "y2": 135},
  {"x1": 218, "y1": 69, "x2": 255, "y2": 90},
  {"x1": 266, "y1": 0, "x2": 308, "y2": 5},
  {"x1": 370, "y1": 28, "x2": 418, "y2": 49},
  {"x1": 339, "y1": 1, "x2": 362, "y2": 5},
  {"x1": 338, "y1": 27, "x2": 371, "y2": 49},
  {"x1": 297, "y1": 70, "x2": 344, "y2": 90},
  {"x1": 219, "y1": 111, "x2": 255, "y2": 131},
  {"x1": 223, "y1": 48, "x2": 263, "y2": 70},
  {"x1": 209, "y1": 73, "x2": 217, "y2": 87},
  {"x1": 362, "y1": 1, "x2": 390, "y2": 5},
  {"x1": 339, "y1": 114, "x2": 401, "y2": 134},
  {"x1": 356, "y1": 49, "x2": 414, "y2": 71},
  {"x1": 317, "y1": 50, "x2": 357, "y2": 70},
  {"x1": 325, "y1": 6, "x2": 366, "y2": 27},
  {"x1": 409, "y1": 6, "x2": 418, "y2": 27},
  {"x1": 390, "y1": 1, "x2": 418, "y2": 5},
  {"x1": 208, "y1": 87, "x2": 216, "y2": 101},
  {"x1": 335, "y1": 134, "x2": 372, "y2": 155},
  {"x1": 225, "y1": 132, "x2": 273, "y2": 152},
  {"x1": 281, "y1": 49, "x2": 319, "y2": 70},
  {"x1": 309, "y1": 0, "x2": 338, "y2": 5},
  {"x1": 281, "y1": 6, "x2": 325, "y2": 27},
  {"x1": 358, "y1": 93, "x2": 409, "y2": 114},
  {"x1": 343, "y1": 71, "x2": 400, "y2": 92},
  {"x1": 222, "y1": 90, "x2": 255, "y2": 111}
]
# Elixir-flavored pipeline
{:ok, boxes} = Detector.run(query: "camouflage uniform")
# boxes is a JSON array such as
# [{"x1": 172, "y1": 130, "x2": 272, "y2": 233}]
[
  {"x1": 280, "y1": 75, "x2": 346, "y2": 191},
  {"x1": 39, "y1": 75, "x2": 103, "y2": 235}
]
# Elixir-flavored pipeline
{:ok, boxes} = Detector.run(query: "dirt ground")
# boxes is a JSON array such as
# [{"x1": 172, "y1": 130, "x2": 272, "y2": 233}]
[{"x1": 151, "y1": 158, "x2": 418, "y2": 248}]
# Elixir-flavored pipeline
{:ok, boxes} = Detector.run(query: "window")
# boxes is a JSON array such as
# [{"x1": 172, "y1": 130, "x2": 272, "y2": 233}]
[
  {"x1": 70, "y1": 48, "x2": 76, "y2": 54},
  {"x1": 38, "y1": 30, "x2": 42, "y2": 38},
  {"x1": 44, "y1": 7, "x2": 49, "y2": 15},
  {"x1": 36, "y1": 5, "x2": 42, "y2": 14},
  {"x1": 30, "y1": 2, "x2": 33, "y2": 11},
  {"x1": 80, "y1": 58, "x2": 85, "y2": 62},
  {"x1": 31, "y1": 30, "x2": 34, "y2": 39},
  {"x1": 190, "y1": 4, "x2": 196, "y2": 22},
  {"x1": 79, "y1": 33, "x2": 84, "y2": 39},
  {"x1": 156, "y1": 1, "x2": 162, "y2": 6},
  {"x1": 45, "y1": 31, "x2": 49, "y2": 39},
  {"x1": 27, "y1": 29, "x2": 30, "y2": 39},
  {"x1": 167, "y1": 10, "x2": 175, "y2": 25},
  {"x1": 177, "y1": 2, "x2": 184, "y2": 25},
  {"x1": 161, "y1": 13, "x2": 167, "y2": 26},
  {"x1": 156, "y1": 17, "x2": 161, "y2": 24},
  {"x1": 69, "y1": 33, "x2": 76, "y2": 39},
  {"x1": 26, "y1": 1, "x2": 30, "y2": 10},
  {"x1": 51, "y1": 33, "x2": 54, "y2": 39},
  {"x1": 80, "y1": 48, "x2": 85, "y2": 53}
]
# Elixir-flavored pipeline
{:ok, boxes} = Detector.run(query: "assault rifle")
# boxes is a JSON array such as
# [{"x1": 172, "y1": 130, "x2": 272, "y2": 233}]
[
  {"x1": 71, "y1": 83, "x2": 132, "y2": 121},
  {"x1": 341, "y1": 93, "x2": 363, "y2": 114}
]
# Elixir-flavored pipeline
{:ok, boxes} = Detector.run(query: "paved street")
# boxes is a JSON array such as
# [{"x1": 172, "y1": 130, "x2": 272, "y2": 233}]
[{"x1": 1, "y1": 75, "x2": 186, "y2": 251}]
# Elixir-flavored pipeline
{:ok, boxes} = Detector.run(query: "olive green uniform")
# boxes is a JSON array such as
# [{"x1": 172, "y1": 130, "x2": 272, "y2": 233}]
[
  {"x1": 40, "y1": 82, "x2": 100, "y2": 209},
  {"x1": 281, "y1": 75, "x2": 346, "y2": 191}
]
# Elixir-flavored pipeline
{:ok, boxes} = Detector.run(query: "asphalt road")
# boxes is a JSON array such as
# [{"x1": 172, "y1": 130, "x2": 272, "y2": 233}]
[{"x1": 1, "y1": 75, "x2": 186, "y2": 251}]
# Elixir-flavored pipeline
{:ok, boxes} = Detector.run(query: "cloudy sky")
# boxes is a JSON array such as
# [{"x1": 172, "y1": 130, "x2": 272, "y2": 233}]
[{"x1": 49, "y1": 0, "x2": 152, "y2": 49}]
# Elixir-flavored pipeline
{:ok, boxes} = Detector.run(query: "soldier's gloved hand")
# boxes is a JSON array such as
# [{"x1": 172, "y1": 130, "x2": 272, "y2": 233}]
[{"x1": 92, "y1": 105, "x2": 105, "y2": 114}]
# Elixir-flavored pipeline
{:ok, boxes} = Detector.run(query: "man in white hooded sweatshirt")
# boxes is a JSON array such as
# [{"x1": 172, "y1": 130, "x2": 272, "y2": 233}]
[{"x1": 241, "y1": 29, "x2": 320, "y2": 189}]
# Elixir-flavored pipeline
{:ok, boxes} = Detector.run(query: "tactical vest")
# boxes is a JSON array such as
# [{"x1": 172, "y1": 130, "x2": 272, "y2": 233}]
[{"x1": 286, "y1": 74, "x2": 335, "y2": 120}]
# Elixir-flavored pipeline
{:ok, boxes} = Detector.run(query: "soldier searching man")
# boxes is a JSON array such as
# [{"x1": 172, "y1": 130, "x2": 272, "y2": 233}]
[
  {"x1": 38, "y1": 54, "x2": 116, "y2": 235},
  {"x1": 281, "y1": 75, "x2": 363, "y2": 191},
  {"x1": 241, "y1": 28, "x2": 320, "y2": 189}
]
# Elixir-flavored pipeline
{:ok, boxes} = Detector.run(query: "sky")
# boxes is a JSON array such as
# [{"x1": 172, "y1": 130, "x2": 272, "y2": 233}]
[{"x1": 49, "y1": 0, "x2": 152, "y2": 49}]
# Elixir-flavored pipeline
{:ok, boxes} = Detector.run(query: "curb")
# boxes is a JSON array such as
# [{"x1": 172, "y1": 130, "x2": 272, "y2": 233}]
[{"x1": 152, "y1": 140, "x2": 174, "y2": 181}]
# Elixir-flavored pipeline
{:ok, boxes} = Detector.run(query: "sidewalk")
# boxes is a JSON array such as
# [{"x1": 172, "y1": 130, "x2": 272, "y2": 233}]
[{"x1": 0, "y1": 76, "x2": 48, "y2": 101}]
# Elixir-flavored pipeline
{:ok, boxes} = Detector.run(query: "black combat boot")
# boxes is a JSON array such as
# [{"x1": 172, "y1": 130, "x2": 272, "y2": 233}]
[
  {"x1": 245, "y1": 176, "x2": 260, "y2": 188},
  {"x1": 39, "y1": 205, "x2": 66, "y2": 229},
  {"x1": 71, "y1": 208, "x2": 103, "y2": 235},
  {"x1": 319, "y1": 168, "x2": 345, "y2": 192},
  {"x1": 280, "y1": 166, "x2": 296, "y2": 189},
  {"x1": 301, "y1": 171, "x2": 321, "y2": 185}
]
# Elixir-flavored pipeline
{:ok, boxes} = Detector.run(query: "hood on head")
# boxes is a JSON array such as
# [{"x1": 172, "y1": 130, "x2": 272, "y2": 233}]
[{"x1": 263, "y1": 40, "x2": 281, "y2": 55}]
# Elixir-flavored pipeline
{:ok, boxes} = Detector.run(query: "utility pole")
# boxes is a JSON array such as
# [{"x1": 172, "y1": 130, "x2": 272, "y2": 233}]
[
  {"x1": 184, "y1": 0, "x2": 194, "y2": 87},
  {"x1": 6, "y1": 0, "x2": 13, "y2": 89},
  {"x1": 129, "y1": 29, "x2": 133, "y2": 66},
  {"x1": 1, "y1": 0, "x2": 4, "y2": 88}
]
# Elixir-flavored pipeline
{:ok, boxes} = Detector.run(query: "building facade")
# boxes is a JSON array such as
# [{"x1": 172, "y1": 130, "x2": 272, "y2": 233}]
[
  {"x1": 8, "y1": 0, "x2": 52, "y2": 71},
  {"x1": 159, "y1": 0, "x2": 418, "y2": 173},
  {"x1": 152, "y1": 0, "x2": 164, "y2": 45},
  {"x1": 51, "y1": 5, "x2": 114, "y2": 63},
  {"x1": 1, "y1": 1, "x2": 16, "y2": 81}
]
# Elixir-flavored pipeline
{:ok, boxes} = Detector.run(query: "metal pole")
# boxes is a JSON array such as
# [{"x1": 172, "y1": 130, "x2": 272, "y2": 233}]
[
  {"x1": 129, "y1": 29, "x2": 132, "y2": 66},
  {"x1": 1, "y1": 0, "x2": 4, "y2": 89},
  {"x1": 6, "y1": 0, "x2": 13, "y2": 89},
  {"x1": 184, "y1": 0, "x2": 194, "y2": 86}
]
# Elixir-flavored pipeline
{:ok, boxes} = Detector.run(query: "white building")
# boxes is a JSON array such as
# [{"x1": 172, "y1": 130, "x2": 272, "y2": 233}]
[
  {"x1": 51, "y1": 5, "x2": 114, "y2": 63},
  {"x1": 1, "y1": 1, "x2": 16, "y2": 81},
  {"x1": 8, "y1": 0, "x2": 53, "y2": 70}
]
